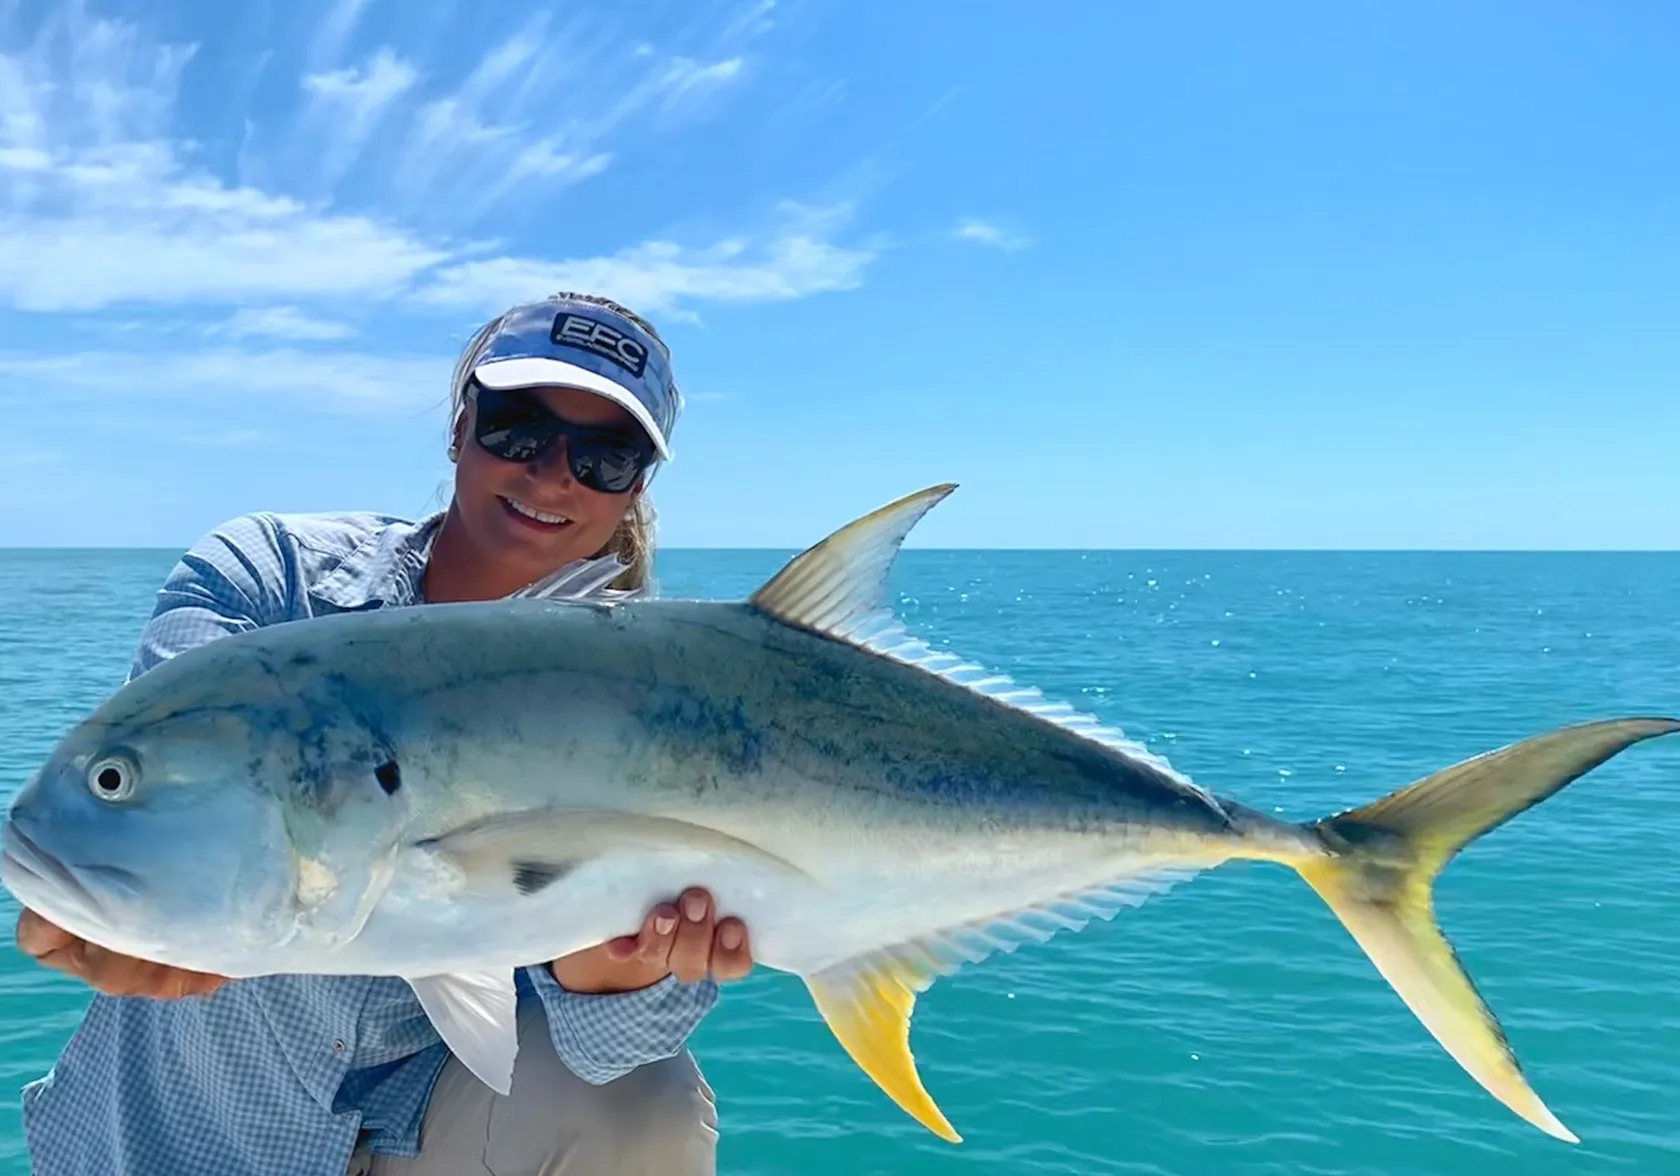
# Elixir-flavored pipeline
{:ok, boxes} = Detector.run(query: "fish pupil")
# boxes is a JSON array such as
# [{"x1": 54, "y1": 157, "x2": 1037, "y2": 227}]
[
  {"x1": 96, "y1": 767, "x2": 123, "y2": 793},
  {"x1": 374, "y1": 760, "x2": 401, "y2": 796}
]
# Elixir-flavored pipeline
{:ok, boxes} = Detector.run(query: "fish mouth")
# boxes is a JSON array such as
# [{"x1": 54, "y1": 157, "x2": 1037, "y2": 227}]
[{"x1": 0, "y1": 820, "x2": 132, "y2": 923}]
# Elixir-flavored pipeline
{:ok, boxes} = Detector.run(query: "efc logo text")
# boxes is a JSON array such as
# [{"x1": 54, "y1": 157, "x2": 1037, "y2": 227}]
[{"x1": 550, "y1": 314, "x2": 650, "y2": 379}]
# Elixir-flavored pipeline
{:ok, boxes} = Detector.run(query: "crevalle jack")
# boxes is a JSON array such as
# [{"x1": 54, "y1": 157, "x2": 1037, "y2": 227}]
[{"x1": 3, "y1": 484, "x2": 1673, "y2": 1145}]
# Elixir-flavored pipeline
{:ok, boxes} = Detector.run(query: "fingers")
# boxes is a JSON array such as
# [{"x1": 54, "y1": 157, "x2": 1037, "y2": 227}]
[
  {"x1": 560, "y1": 888, "x2": 757, "y2": 990},
  {"x1": 658, "y1": 889, "x2": 755, "y2": 985},
  {"x1": 15, "y1": 908, "x2": 75, "y2": 960},
  {"x1": 74, "y1": 944, "x2": 225, "y2": 999},
  {"x1": 15, "y1": 908, "x2": 224, "y2": 999},
  {"x1": 711, "y1": 917, "x2": 753, "y2": 982},
  {"x1": 628, "y1": 902, "x2": 682, "y2": 966},
  {"x1": 667, "y1": 889, "x2": 715, "y2": 984}
]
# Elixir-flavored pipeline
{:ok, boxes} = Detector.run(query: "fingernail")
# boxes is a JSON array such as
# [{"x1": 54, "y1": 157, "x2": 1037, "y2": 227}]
[
  {"x1": 719, "y1": 924, "x2": 743, "y2": 951},
  {"x1": 654, "y1": 915, "x2": 677, "y2": 935},
  {"x1": 683, "y1": 894, "x2": 707, "y2": 922}
]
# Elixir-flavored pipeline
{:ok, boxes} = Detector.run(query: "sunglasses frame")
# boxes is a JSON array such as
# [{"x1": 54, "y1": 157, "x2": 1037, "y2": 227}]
[{"x1": 466, "y1": 378, "x2": 657, "y2": 494}]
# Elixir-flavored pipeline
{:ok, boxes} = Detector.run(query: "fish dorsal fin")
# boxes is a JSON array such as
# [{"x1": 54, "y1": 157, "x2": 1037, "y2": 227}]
[
  {"x1": 749, "y1": 483, "x2": 957, "y2": 638},
  {"x1": 509, "y1": 554, "x2": 638, "y2": 603},
  {"x1": 751, "y1": 484, "x2": 1224, "y2": 816}
]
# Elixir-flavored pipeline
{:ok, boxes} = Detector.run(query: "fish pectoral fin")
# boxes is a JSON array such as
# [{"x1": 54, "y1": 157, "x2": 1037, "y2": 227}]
[
  {"x1": 748, "y1": 484, "x2": 956, "y2": 637},
  {"x1": 804, "y1": 956, "x2": 961, "y2": 1145},
  {"x1": 407, "y1": 970, "x2": 520, "y2": 1096},
  {"x1": 508, "y1": 553, "x2": 636, "y2": 602},
  {"x1": 417, "y1": 808, "x2": 809, "y2": 897}
]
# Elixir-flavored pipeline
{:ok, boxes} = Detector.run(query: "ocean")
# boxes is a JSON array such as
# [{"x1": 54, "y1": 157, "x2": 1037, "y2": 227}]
[{"x1": 0, "y1": 546, "x2": 1676, "y2": 1175}]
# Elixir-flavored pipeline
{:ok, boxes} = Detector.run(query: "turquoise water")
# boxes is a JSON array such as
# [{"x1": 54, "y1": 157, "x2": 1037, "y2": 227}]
[{"x1": 0, "y1": 547, "x2": 1676, "y2": 1174}]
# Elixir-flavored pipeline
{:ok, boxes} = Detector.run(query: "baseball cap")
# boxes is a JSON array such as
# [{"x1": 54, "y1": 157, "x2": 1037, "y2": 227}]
[{"x1": 467, "y1": 294, "x2": 682, "y2": 460}]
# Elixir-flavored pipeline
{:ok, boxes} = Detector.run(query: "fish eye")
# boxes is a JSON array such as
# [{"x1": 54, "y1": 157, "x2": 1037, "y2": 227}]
[{"x1": 87, "y1": 756, "x2": 137, "y2": 802}]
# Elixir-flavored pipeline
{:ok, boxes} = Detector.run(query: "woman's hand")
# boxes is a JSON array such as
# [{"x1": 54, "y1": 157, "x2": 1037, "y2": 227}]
[
  {"x1": 549, "y1": 887, "x2": 753, "y2": 994},
  {"x1": 15, "y1": 908, "x2": 226, "y2": 999}
]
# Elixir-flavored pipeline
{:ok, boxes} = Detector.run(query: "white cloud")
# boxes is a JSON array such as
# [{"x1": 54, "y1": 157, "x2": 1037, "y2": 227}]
[
  {"x1": 0, "y1": 347, "x2": 449, "y2": 412},
  {"x1": 0, "y1": 449, "x2": 59, "y2": 465},
  {"x1": 659, "y1": 56, "x2": 745, "y2": 110},
  {"x1": 0, "y1": 3, "x2": 875, "y2": 372},
  {"x1": 176, "y1": 428, "x2": 268, "y2": 447},
  {"x1": 0, "y1": 6, "x2": 450, "y2": 311},
  {"x1": 0, "y1": 145, "x2": 49, "y2": 170},
  {"x1": 219, "y1": 307, "x2": 356, "y2": 341},
  {"x1": 0, "y1": 210, "x2": 450, "y2": 312},
  {"x1": 720, "y1": 1, "x2": 778, "y2": 43},
  {"x1": 952, "y1": 217, "x2": 1031, "y2": 252},
  {"x1": 387, "y1": 23, "x2": 751, "y2": 223},
  {"x1": 307, "y1": 0, "x2": 375, "y2": 73},
  {"x1": 412, "y1": 203, "x2": 876, "y2": 314},
  {"x1": 299, "y1": 48, "x2": 419, "y2": 192}
]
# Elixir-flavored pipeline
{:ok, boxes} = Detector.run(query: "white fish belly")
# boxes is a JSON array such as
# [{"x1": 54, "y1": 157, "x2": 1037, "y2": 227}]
[{"x1": 327, "y1": 802, "x2": 1196, "y2": 983}]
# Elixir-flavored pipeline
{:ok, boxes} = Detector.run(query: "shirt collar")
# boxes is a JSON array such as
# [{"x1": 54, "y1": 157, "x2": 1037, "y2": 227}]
[{"x1": 307, "y1": 511, "x2": 447, "y2": 611}]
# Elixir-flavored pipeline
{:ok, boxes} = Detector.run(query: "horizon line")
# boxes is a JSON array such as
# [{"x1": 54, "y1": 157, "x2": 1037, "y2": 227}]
[{"x1": 3, "y1": 545, "x2": 1679, "y2": 556}]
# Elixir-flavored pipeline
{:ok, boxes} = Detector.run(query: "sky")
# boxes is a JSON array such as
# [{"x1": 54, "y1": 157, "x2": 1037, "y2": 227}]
[{"x1": 0, "y1": 0, "x2": 1675, "y2": 550}]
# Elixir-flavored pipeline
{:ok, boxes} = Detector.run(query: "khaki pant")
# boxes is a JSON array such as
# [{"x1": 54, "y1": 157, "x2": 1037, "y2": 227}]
[{"x1": 348, "y1": 1003, "x2": 718, "y2": 1176}]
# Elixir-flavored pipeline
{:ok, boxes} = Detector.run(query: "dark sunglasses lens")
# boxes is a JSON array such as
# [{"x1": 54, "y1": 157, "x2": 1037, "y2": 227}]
[
  {"x1": 568, "y1": 434, "x2": 650, "y2": 493},
  {"x1": 474, "y1": 388, "x2": 558, "y2": 462},
  {"x1": 475, "y1": 385, "x2": 652, "y2": 491}
]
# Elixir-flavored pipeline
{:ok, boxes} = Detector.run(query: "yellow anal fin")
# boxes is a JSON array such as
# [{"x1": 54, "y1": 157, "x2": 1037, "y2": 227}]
[{"x1": 805, "y1": 959, "x2": 962, "y2": 1143}]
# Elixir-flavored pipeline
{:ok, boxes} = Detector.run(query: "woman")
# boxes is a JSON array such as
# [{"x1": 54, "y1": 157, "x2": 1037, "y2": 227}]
[{"x1": 14, "y1": 292, "x2": 753, "y2": 1176}]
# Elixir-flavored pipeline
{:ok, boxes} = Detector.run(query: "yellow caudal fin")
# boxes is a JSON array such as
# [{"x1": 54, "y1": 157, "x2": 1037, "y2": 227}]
[
  {"x1": 805, "y1": 955, "x2": 962, "y2": 1143},
  {"x1": 1297, "y1": 716, "x2": 1680, "y2": 1143}
]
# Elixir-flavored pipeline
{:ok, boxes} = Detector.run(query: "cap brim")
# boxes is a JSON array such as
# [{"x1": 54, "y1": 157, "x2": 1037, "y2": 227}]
[{"x1": 473, "y1": 357, "x2": 671, "y2": 460}]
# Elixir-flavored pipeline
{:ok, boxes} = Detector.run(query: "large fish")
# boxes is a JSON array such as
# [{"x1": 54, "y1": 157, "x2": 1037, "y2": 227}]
[{"x1": 3, "y1": 485, "x2": 1673, "y2": 1145}]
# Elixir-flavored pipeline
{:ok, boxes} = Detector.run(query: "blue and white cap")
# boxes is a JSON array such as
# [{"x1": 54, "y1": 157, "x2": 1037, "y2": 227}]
[{"x1": 467, "y1": 293, "x2": 682, "y2": 460}]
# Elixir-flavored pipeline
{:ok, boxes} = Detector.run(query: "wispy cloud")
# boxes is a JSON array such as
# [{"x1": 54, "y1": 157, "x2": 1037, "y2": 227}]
[
  {"x1": 218, "y1": 307, "x2": 356, "y2": 341},
  {"x1": 307, "y1": 0, "x2": 376, "y2": 74},
  {"x1": 0, "y1": 1, "x2": 881, "y2": 428},
  {"x1": 720, "y1": 0, "x2": 778, "y2": 43},
  {"x1": 0, "y1": 347, "x2": 448, "y2": 412},
  {"x1": 176, "y1": 428, "x2": 268, "y2": 447},
  {"x1": 0, "y1": 7, "x2": 448, "y2": 312},
  {"x1": 0, "y1": 3, "x2": 865, "y2": 313},
  {"x1": 413, "y1": 202, "x2": 876, "y2": 314},
  {"x1": 657, "y1": 56, "x2": 745, "y2": 112},
  {"x1": 0, "y1": 449, "x2": 60, "y2": 466},
  {"x1": 952, "y1": 217, "x2": 1032, "y2": 252},
  {"x1": 298, "y1": 48, "x2": 419, "y2": 194}
]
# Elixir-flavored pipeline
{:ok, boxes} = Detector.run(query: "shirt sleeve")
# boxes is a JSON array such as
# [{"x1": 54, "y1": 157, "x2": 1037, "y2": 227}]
[
  {"x1": 521, "y1": 964, "x2": 720, "y2": 1085},
  {"x1": 127, "y1": 514, "x2": 290, "y2": 681}
]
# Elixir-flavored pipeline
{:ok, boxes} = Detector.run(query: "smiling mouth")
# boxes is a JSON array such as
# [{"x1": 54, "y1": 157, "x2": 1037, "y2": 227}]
[{"x1": 499, "y1": 496, "x2": 573, "y2": 531}]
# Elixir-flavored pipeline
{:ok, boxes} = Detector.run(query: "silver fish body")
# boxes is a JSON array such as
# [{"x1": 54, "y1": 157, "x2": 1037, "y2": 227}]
[
  {"x1": 5, "y1": 484, "x2": 1675, "y2": 1146},
  {"x1": 3, "y1": 591, "x2": 1272, "y2": 978}
]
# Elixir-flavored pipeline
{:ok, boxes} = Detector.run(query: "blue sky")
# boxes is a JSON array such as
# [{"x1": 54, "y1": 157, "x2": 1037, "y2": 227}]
[{"x1": 0, "y1": 0, "x2": 1674, "y2": 550}]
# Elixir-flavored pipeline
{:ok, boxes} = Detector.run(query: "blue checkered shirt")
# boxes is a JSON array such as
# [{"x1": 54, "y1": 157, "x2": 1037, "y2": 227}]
[{"x1": 20, "y1": 511, "x2": 721, "y2": 1175}]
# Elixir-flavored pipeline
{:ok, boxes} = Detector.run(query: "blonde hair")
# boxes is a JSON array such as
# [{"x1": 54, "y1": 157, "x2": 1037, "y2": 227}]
[{"x1": 448, "y1": 292, "x2": 672, "y2": 594}]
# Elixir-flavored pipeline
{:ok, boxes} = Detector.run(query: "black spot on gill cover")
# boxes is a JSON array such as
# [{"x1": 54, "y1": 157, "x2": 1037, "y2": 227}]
[{"x1": 375, "y1": 759, "x2": 402, "y2": 795}]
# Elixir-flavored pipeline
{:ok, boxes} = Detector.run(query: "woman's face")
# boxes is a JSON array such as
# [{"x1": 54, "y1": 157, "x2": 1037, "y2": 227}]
[{"x1": 451, "y1": 384, "x2": 646, "y2": 577}]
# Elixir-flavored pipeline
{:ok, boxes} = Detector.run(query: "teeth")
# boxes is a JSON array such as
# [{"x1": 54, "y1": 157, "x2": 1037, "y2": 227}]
[{"x1": 506, "y1": 498, "x2": 569, "y2": 526}]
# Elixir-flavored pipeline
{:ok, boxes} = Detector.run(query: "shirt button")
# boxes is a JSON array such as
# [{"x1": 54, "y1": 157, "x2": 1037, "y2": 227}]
[{"x1": 332, "y1": 1038, "x2": 347, "y2": 1053}]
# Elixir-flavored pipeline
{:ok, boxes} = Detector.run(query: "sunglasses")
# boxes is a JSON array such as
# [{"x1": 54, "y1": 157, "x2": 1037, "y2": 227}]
[{"x1": 468, "y1": 381, "x2": 656, "y2": 494}]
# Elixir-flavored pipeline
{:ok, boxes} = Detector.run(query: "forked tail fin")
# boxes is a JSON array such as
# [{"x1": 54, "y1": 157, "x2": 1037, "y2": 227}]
[{"x1": 1295, "y1": 716, "x2": 1680, "y2": 1142}]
